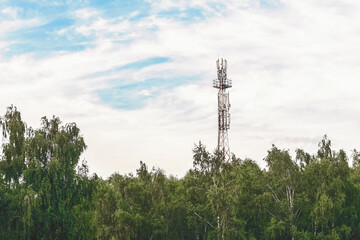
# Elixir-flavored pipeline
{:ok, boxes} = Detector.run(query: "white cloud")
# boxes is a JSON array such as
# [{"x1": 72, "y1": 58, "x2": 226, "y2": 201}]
[
  {"x1": 56, "y1": 28, "x2": 67, "y2": 35},
  {"x1": 130, "y1": 11, "x2": 140, "y2": 18},
  {"x1": 1, "y1": 7, "x2": 18, "y2": 19},
  {"x1": 0, "y1": 18, "x2": 40, "y2": 37},
  {"x1": 75, "y1": 8, "x2": 99, "y2": 20},
  {"x1": 1, "y1": 0, "x2": 360, "y2": 178}
]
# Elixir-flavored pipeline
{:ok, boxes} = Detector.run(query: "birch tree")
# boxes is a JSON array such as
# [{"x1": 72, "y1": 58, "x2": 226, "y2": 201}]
[{"x1": 264, "y1": 145, "x2": 301, "y2": 239}]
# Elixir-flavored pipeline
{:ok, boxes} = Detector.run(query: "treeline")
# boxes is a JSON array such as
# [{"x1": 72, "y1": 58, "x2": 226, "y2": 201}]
[{"x1": 1, "y1": 106, "x2": 360, "y2": 239}]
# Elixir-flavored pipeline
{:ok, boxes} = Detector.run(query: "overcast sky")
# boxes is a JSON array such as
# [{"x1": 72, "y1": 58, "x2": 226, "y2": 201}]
[{"x1": 0, "y1": 0, "x2": 359, "y2": 178}]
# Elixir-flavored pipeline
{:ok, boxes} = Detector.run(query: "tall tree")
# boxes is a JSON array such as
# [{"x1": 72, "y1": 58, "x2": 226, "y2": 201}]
[
  {"x1": 264, "y1": 145, "x2": 301, "y2": 239},
  {"x1": 0, "y1": 105, "x2": 26, "y2": 186},
  {"x1": 0, "y1": 106, "x2": 97, "y2": 239},
  {"x1": 0, "y1": 106, "x2": 27, "y2": 239}
]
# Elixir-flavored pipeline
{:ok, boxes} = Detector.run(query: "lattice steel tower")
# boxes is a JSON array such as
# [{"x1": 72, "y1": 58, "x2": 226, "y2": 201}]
[{"x1": 213, "y1": 58, "x2": 232, "y2": 162}]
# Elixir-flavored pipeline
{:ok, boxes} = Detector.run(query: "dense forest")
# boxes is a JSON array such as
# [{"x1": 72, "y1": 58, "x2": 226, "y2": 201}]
[{"x1": 1, "y1": 106, "x2": 360, "y2": 240}]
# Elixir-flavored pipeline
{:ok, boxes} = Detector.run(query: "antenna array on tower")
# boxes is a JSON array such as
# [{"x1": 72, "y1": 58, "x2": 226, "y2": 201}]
[{"x1": 213, "y1": 58, "x2": 232, "y2": 162}]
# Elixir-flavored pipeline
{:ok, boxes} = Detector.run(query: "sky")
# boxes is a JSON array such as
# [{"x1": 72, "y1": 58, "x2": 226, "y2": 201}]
[{"x1": 0, "y1": 0, "x2": 359, "y2": 178}]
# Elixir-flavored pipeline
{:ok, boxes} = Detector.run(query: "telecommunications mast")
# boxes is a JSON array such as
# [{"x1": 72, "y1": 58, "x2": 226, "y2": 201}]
[{"x1": 213, "y1": 59, "x2": 232, "y2": 162}]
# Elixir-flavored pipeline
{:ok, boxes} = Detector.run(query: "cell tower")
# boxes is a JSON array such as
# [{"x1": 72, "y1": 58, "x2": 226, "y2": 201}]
[{"x1": 213, "y1": 58, "x2": 232, "y2": 162}]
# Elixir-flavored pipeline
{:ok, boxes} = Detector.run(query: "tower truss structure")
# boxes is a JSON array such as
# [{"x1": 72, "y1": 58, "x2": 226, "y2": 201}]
[{"x1": 213, "y1": 59, "x2": 232, "y2": 162}]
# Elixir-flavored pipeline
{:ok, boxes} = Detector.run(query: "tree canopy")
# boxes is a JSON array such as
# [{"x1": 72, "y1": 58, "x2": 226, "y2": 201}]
[{"x1": 1, "y1": 106, "x2": 360, "y2": 239}]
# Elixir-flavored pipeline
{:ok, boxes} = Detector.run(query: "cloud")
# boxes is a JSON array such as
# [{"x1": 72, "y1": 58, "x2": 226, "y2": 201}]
[
  {"x1": 0, "y1": 18, "x2": 40, "y2": 37},
  {"x1": 0, "y1": 0, "x2": 360, "y2": 178},
  {"x1": 75, "y1": 8, "x2": 99, "y2": 20},
  {"x1": 1, "y1": 7, "x2": 18, "y2": 19}
]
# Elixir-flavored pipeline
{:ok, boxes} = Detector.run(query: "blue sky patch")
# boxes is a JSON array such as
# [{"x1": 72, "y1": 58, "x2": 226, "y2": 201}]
[
  {"x1": 0, "y1": 0, "x2": 153, "y2": 57},
  {"x1": 0, "y1": 0, "x2": 216, "y2": 58},
  {"x1": 2, "y1": 1, "x2": 69, "y2": 19},
  {"x1": 84, "y1": 57, "x2": 171, "y2": 79},
  {"x1": 119, "y1": 57, "x2": 170, "y2": 70},
  {"x1": 258, "y1": 0, "x2": 281, "y2": 9},
  {"x1": 157, "y1": 7, "x2": 205, "y2": 22},
  {"x1": 5, "y1": 19, "x2": 94, "y2": 57},
  {"x1": 207, "y1": 2, "x2": 226, "y2": 13},
  {"x1": 97, "y1": 75, "x2": 199, "y2": 110},
  {"x1": 86, "y1": 0, "x2": 151, "y2": 19}
]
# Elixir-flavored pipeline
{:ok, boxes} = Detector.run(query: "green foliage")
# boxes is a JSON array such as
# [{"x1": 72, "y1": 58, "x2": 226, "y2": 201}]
[
  {"x1": 0, "y1": 106, "x2": 97, "y2": 240},
  {"x1": 2, "y1": 108, "x2": 360, "y2": 239}
]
